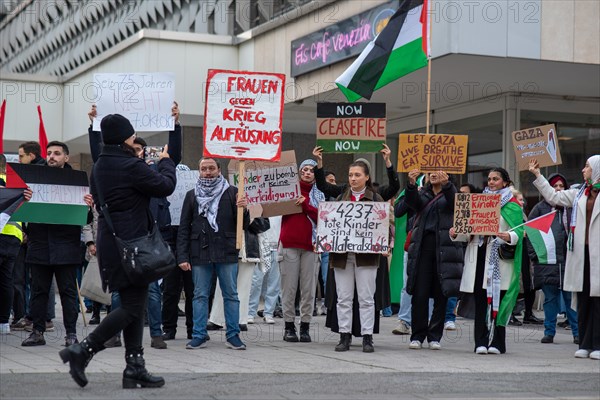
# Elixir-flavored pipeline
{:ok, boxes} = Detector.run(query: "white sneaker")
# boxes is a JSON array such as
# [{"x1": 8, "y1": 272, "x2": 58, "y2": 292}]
[
  {"x1": 487, "y1": 347, "x2": 501, "y2": 355},
  {"x1": 429, "y1": 341, "x2": 441, "y2": 350},
  {"x1": 409, "y1": 340, "x2": 422, "y2": 349},
  {"x1": 588, "y1": 350, "x2": 599, "y2": 360},
  {"x1": 263, "y1": 316, "x2": 275, "y2": 324},
  {"x1": 0, "y1": 323, "x2": 10, "y2": 335},
  {"x1": 392, "y1": 320, "x2": 411, "y2": 335},
  {"x1": 247, "y1": 316, "x2": 254, "y2": 324},
  {"x1": 574, "y1": 349, "x2": 590, "y2": 358},
  {"x1": 475, "y1": 346, "x2": 488, "y2": 354},
  {"x1": 444, "y1": 321, "x2": 456, "y2": 331}
]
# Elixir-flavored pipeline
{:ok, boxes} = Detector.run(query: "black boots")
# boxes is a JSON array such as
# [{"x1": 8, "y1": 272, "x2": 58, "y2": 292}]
[
  {"x1": 89, "y1": 303, "x2": 101, "y2": 325},
  {"x1": 283, "y1": 321, "x2": 299, "y2": 342},
  {"x1": 362, "y1": 334, "x2": 374, "y2": 353},
  {"x1": 299, "y1": 322, "x2": 311, "y2": 343},
  {"x1": 59, "y1": 338, "x2": 100, "y2": 387},
  {"x1": 122, "y1": 348, "x2": 165, "y2": 389},
  {"x1": 335, "y1": 333, "x2": 352, "y2": 352}
]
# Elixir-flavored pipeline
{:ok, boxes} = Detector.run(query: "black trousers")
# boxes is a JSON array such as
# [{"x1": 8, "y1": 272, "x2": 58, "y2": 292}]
[
  {"x1": 88, "y1": 284, "x2": 148, "y2": 353},
  {"x1": 411, "y1": 234, "x2": 447, "y2": 343},
  {"x1": 0, "y1": 235, "x2": 21, "y2": 324},
  {"x1": 578, "y1": 246, "x2": 600, "y2": 351},
  {"x1": 162, "y1": 266, "x2": 194, "y2": 336},
  {"x1": 29, "y1": 263, "x2": 78, "y2": 334},
  {"x1": 473, "y1": 245, "x2": 506, "y2": 353},
  {"x1": 11, "y1": 245, "x2": 27, "y2": 322}
]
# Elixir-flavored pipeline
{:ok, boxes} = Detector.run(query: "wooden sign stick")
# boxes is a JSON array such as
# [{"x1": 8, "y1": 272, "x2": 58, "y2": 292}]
[{"x1": 236, "y1": 160, "x2": 246, "y2": 250}]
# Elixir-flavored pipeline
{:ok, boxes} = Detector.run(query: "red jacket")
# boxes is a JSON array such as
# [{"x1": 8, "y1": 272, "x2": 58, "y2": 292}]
[{"x1": 279, "y1": 180, "x2": 318, "y2": 251}]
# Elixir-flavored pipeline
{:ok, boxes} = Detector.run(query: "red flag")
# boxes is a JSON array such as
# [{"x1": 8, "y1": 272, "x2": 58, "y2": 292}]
[
  {"x1": 0, "y1": 99, "x2": 6, "y2": 154},
  {"x1": 37, "y1": 105, "x2": 48, "y2": 158},
  {"x1": 524, "y1": 210, "x2": 556, "y2": 234}
]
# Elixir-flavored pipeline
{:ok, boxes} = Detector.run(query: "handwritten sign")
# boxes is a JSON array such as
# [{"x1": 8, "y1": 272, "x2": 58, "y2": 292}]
[
  {"x1": 203, "y1": 69, "x2": 286, "y2": 161},
  {"x1": 228, "y1": 151, "x2": 301, "y2": 217},
  {"x1": 398, "y1": 133, "x2": 468, "y2": 173},
  {"x1": 167, "y1": 170, "x2": 199, "y2": 226},
  {"x1": 453, "y1": 193, "x2": 501, "y2": 236},
  {"x1": 512, "y1": 124, "x2": 562, "y2": 171},
  {"x1": 92, "y1": 73, "x2": 175, "y2": 132},
  {"x1": 316, "y1": 201, "x2": 389, "y2": 254},
  {"x1": 316, "y1": 103, "x2": 386, "y2": 153}
]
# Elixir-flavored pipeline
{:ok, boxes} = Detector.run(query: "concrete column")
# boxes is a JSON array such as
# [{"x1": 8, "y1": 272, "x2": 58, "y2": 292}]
[{"x1": 503, "y1": 95, "x2": 520, "y2": 188}]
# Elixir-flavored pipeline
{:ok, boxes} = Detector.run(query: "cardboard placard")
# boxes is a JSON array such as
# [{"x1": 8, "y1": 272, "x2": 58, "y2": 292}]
[
  {"x1": 453, "y1": 193, "x2": 501, "y2": 236},
  {"x1": 228, "y1": 151, "x2": 301, "y2": 217},
  {"x1": 316, "y1": 103, "x2": 386, "y2": 153},
  {"x1": 315, "y1": 201, "x2": 389, "y2": 254},
  {"x1": 512, "y1": 124, "x2": 562, "y2": 171},
  {"x1": 398, "y1": 133, "x2": 468, "y2": 173},
  {"x1": 92, "y1": 72, "x2": 175, "y2": 132},
  {"x1": 203, "y1": 69, "x2": 286, "y2": 161},
  {"x1": 167, "y1": 170, "x2": 199, "y2": 226}
]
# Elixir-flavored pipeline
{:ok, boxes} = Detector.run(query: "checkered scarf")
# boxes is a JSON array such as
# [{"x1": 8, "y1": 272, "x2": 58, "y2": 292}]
[{"x1": 195, "y1": 174, "x2": 229, "y2": 232}]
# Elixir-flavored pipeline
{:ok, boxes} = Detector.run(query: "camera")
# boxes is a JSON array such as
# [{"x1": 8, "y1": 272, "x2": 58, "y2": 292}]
[{"x1": 143, "y1": 146, "x2": 164, "y2": 162}]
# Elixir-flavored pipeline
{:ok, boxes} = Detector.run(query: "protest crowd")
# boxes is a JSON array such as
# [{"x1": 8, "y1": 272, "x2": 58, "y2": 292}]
[{"x1": 1, "y1": 97, "x2": 598, "y2": 390}]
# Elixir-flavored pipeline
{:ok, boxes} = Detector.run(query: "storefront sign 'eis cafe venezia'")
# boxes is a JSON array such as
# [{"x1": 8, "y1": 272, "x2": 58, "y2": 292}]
[{"x1": 290, "y1": 1, "x2": 399, "y2": 77}]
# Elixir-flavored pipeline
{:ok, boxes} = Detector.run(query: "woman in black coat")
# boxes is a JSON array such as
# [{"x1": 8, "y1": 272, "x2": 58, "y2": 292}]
[
  {"x1": 59, "y1": 114, "x2": 176, "y2": 389},
  {"x1": 405, "y1": 169, "x2": 463, "y2": 350}
]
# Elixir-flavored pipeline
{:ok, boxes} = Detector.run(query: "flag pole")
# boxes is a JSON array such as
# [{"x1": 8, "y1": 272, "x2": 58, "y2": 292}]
[{"x1": 425, "y1": 0, "x2": 432, "y2": 135}]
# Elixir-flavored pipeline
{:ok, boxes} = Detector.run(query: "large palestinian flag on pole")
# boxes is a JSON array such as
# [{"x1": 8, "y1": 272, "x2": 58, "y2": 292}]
[
  {"x1": 335, "y1": 0, "x2": 429, "y2": 102},
  {"x1": 6, "y1": 163, "x2": 89, "y2": 225}
]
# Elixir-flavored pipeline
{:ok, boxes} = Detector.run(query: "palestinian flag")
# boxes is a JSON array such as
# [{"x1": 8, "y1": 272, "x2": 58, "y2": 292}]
[
  {"x1": 524, "y1": 210, "x2": 558, "y2": 265},
  {"x1": 0, "y1": 187, "x2": 25, "y2": 232},
  {"x1": 6, "y1": 163, "x2": 89, "y2": 225},
  {"x1": 335, "y1": 0, "x2": 429, "y2": 102}
]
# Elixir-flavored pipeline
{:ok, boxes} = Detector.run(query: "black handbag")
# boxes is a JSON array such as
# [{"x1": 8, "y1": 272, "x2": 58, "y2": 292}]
[
  {"x1": 498, "y1": 243, "x2": 516, "y2": 260},
  {"x1": 96, "y1": 181, "x2": 176, "y2": 286}
]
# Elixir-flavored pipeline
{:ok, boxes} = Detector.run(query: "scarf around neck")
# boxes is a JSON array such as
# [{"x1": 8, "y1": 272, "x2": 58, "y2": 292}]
[
  {"x1": 569, "y1": 155, "x2": 600, "y2": 251},
  {"x1": 195, "y1": 174, "x2": 230, "y2": 232}
]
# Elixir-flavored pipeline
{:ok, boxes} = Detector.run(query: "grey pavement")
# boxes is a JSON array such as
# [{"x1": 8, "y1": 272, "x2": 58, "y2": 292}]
[{"x1": 1, "y1": 304, "x2": 599, "y2": 400}]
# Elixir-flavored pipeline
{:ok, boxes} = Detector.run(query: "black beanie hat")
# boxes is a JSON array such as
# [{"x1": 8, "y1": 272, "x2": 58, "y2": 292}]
[{"x1": 100, "y1": 114, "x2": 135, "y2": 144}]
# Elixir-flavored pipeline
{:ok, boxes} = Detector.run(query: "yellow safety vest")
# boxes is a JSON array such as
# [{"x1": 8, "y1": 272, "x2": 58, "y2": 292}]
[{"x1": 1, "y1": 221, "x2": 23, "y2": 242}]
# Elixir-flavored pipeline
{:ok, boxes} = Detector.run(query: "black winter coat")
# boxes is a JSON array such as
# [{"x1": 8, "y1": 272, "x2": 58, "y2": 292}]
[
  {"x1": 26, "y1": 163, "x2": 89, "y2": 266},
  {"x1": 244, "y1": 218, "x2": 270, "y2": 259},
  {"x1": 91, "y1": 145, "x2": 176, "y2": 291},
  {"x1": 405, "y1": 182, "x2": 463, "y2": 297},
  {"x1": 177, "y1": 186, "x2": 250, "y2": 266},
  {"x1": 528, "y1": 199, "x2": 570, "y2": 288}
]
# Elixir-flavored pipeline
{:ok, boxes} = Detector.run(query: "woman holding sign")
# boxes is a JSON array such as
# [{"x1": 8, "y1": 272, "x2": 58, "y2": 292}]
[
  {"x1": 405, "y1": 170, "x2": 463, "y2": 351},
  {"x1": 450, "y1": 167, "x2": 523, "y2": 355},
  {"x1": 529, "y1": 156, "x2": 600, "y2": 360}
]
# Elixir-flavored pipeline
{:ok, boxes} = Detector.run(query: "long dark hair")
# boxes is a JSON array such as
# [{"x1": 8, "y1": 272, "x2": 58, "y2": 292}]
[
  {"x1": 349, "y1": 160, "x2": 374, "y2": 192},
  {"x1": 489, "y1": 167, "x2": 512, "y2": 187},
  {"x1": 120, "y1": 142, "x2": 138, "y2": 157}
]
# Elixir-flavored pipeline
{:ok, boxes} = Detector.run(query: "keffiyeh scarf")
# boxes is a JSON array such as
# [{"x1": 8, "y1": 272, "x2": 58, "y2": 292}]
[{"x1": 195, "y1": 174, "x2": 229, "y2": 232}]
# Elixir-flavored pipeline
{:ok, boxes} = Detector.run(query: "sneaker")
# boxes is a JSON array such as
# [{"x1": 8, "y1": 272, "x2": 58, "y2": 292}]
[
  {"x1": 247, "y1": 316, "x2": 255, "y2": 324},
  {"x1": 162, "y1": 330, "x2": 176, "y2": 341},
  {"x1": 151, "y1": 336, "x2": 167, "y2": 349},
  {"x1": 226, "y1": 334, "x2": 246, "y2": 350},
  {"x1": 22, "y1": 318, "x2": 34, "y2": 332},
  {"x1": 45, "y1": 321, "x2": 55, "y2": 332},
  {"x1": 487, "y1": 347, "x2": 501, "y2": 355},
  {"x1": 508, "y1": 315, "x2": 522, "y2": 326},
  {"x1": 409, "y1": 340, "x2": 422, "y2": 349},
  {"x1": 541, "y1": 335, "x2": 554, "y2": 344},
  {"x1": 392, "y1": 320, "x2": 411, "y2": 335},
  {"x1": 21, "y1": 330, "x2": 45, "y2": 346},
  {"x1": 186, "y1": 337, "x2": 208, "y2": 349},
  {"x1": 64, "y1": 333, "x2": 78, "y2": 347},
  {"x1": 574, "y1": 349, "x2": 590, "y2": 358},
  {"x1": 263, "y1": 316, "x2": 275, "y2": 324},
  {"x1": 0, "y1": 323, "x2": 10, "y2": 334},
  {"x1": 10, "y1": 317, "x2": 31, "y2": 331},
  {"x1": 206, "y1": 322, "x2": 222, "y2": 331},
  {"x1": 444, "y1": 321, "x2": 456, "y2": 331},
  {"x1": 573, "y1": 336, "x2": 579, "y2": 345},
  {"x1": 590, "y1": 351, "x2": 600, "y2": 360},
  {"x1": 475, "y1": 346, "x2": 488, "y2": 354},
  {"x1": 429, "y1": 341, "x2": 441, "y2": 350}
]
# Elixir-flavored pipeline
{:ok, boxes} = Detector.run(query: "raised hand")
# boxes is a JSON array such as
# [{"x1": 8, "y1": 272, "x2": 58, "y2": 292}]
[
  {"x1": 380, "y1": 143, "x2": 392, "y2": 167},
  {"x1": 88, "y1": 104, "x2": 97, "y2": 123},
  {"x1": 312, "y1": 146, "x2": 323, "y2": 168},
  {"x1": 408, "y1": 169, "x2": 420, "y2": 185},
  {"x1": 528, "y1": 159, "x2": 541, "y2": 177}
]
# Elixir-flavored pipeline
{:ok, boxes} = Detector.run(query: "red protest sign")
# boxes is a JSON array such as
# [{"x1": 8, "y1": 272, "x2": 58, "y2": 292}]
[{"x1": 203, "y1": 69, "x2": 286, "y2": 162}]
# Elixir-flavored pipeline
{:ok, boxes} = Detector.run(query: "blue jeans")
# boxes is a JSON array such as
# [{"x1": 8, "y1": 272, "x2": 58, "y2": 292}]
[
  {"x1": 541, "y1": 284, "x2": 579, "y2": 337},
  {"x1": 445, "y1": 297, "x2": 457, "y2": 323},
  {"x1": 192, "y1": 262, "x2": 240, "y2": 340},
  {"x1": 147, "y1": 280, "x2": 163, "y2": 337},
  {"x1": 320, "y1": 252, "x2": 329, "y2": 289},
  {"x1": 248, "y1": 253, "x2": 281, "y2": 318},
  {"x1": 111, "y1": 291, "x2": 121, "y2": 310}
]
